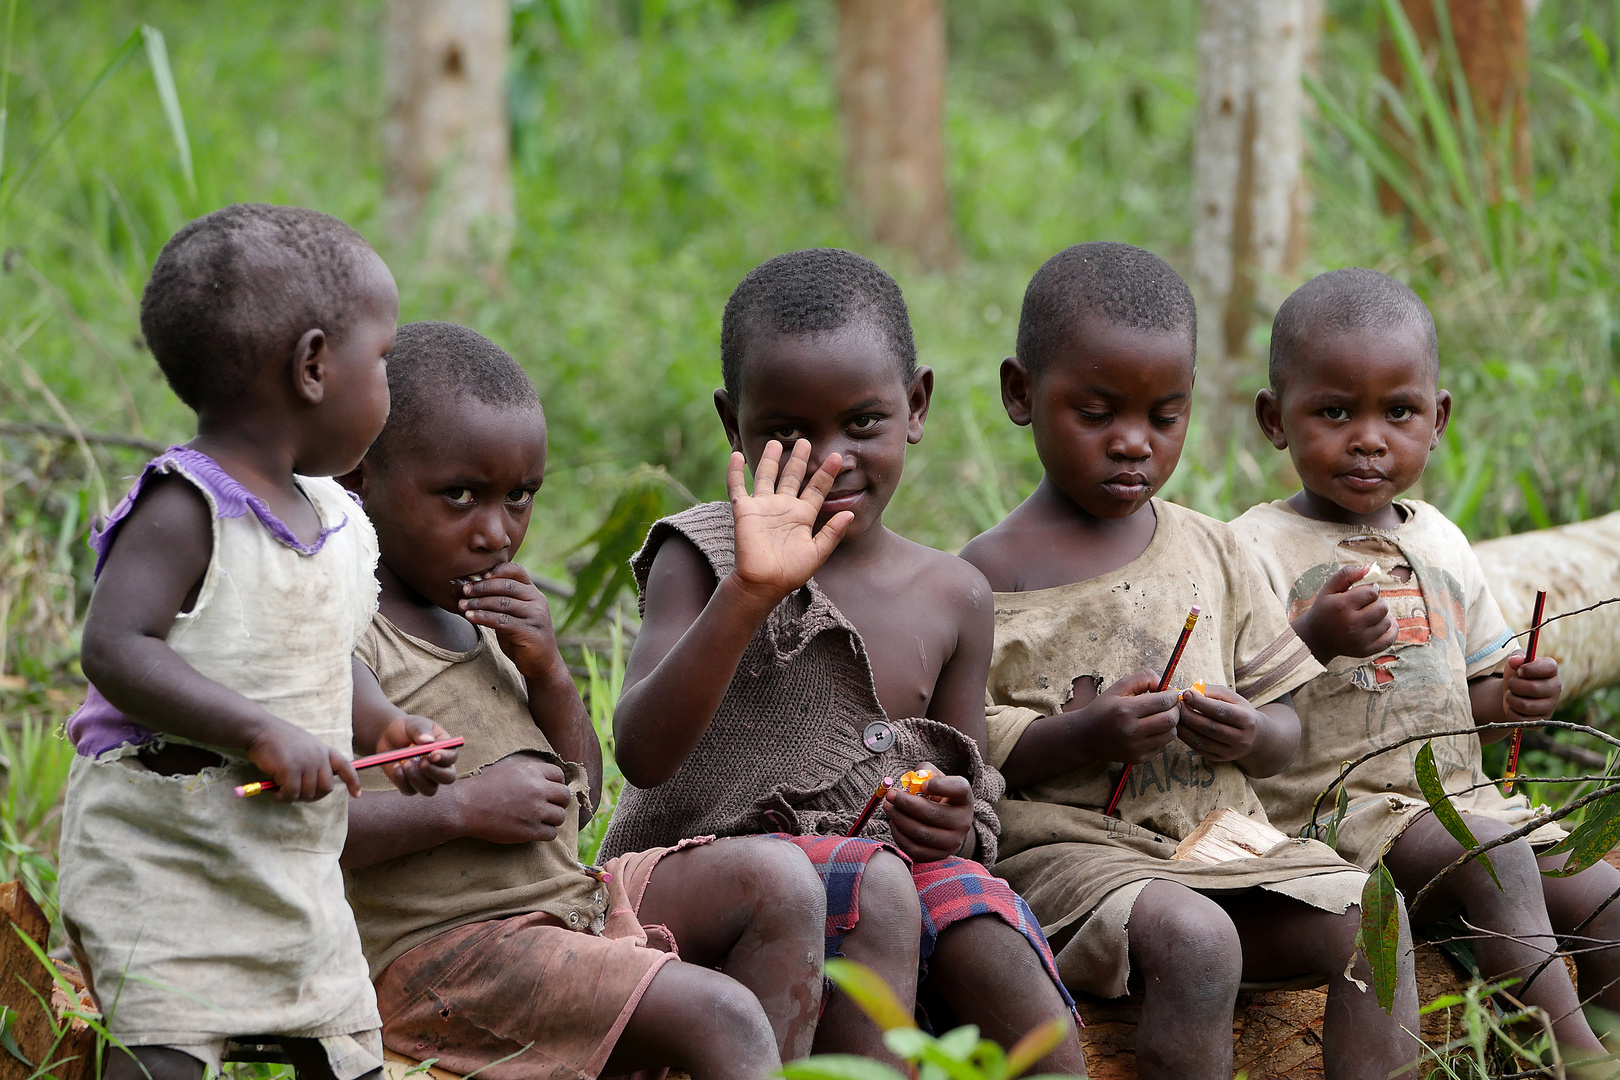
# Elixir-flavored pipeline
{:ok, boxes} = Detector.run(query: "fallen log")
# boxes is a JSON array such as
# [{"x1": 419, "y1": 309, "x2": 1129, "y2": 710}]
[{"x1": 1475, "y1": 511, "x2": 1620, "y2": 701}]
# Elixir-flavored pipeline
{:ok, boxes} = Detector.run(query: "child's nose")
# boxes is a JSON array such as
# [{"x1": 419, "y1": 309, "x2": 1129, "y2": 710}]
[
  {"x1": 1110, "y1": 423, "x2": 1152, "y2": 460},
  {"x1": 1347, "y1": 422, "x2": 1387, "y2": 455},
  {"x1": 470, "y1": 509, "x2": 512, "y2": 553}
]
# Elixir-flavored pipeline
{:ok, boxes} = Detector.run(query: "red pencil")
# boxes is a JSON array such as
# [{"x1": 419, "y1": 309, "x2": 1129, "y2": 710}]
[
  {"x1": 1106, "y1": 606, "x2": 1201, "y2": 817},
  {"x1": 1503, "y1": 590, "x2": 1547, "y2": 795},
  {"x1": 847, "y1": 777, "x2": 894, "y2": 837},
  {"x1": 235, "y1": 736, "x2": 465, "y2": 798}
]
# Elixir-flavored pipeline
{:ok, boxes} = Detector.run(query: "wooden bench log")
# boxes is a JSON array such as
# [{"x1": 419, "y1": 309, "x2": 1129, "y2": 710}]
[{"x1": 2, "y1": 881, "x2": 96, "y2": 1080}]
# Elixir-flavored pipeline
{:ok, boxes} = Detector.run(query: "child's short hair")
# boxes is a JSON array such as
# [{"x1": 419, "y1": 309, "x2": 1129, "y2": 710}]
[
  {"x1": 720, "y1": 248, "x2": 917, "y2": 400},
  {"x1": 139, "y1": 204, "x2": 379, "y2": 411},
  {"x1": 1268, "y1": 268, "x2": 1438, "y2": 389},
  {"x1": 1015, "y1": 241, "x2": 1196, "y2": 376},
  {"x1": 369, "y1": 321, "x2": 541, "y2": 463}
]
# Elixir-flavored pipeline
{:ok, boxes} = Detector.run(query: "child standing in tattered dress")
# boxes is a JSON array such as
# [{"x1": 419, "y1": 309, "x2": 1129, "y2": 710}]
[{"x1": 57, "y1": 205, "x2": 456, "y2": 1080}]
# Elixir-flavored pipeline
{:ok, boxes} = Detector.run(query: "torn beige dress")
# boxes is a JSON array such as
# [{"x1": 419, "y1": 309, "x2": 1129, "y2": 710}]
[
  {"x1": 1231, "y1": 499, "x2": 1563, "y2": 870},
  {"x1": 987, "y1": 499, "x2": 1367, "y2": 998},
  {"x1": 57, "y1": 473, "x2": 382, "y2": 1077}
]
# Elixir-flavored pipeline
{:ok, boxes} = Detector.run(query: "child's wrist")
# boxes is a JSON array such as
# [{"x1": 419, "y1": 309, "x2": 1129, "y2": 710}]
[{"x1": 718, "y1": 572, "x2": 786, "y2": 621}]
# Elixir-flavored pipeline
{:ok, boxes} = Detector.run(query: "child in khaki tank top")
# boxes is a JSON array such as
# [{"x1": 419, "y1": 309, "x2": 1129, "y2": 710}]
[
  {"x1": 58, "y1": 205, "x2": 456, "y2": 1080},
  {"x1": 341, "y1": 322, "x2": 827, "y2": 1080}
]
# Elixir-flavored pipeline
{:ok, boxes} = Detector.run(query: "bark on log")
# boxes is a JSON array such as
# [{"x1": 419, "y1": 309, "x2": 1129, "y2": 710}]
[
  {"x1": 835, "y1": 0, "x2": 953, "y2": 269},
  {"x1": 1, "y1": 881, "x2": 95, "y2": 1080},
  {"x1": 1191, "y1": 0, "x2": 1322, "y2": 453},
  {"x1": 383, "y1": 0, "x2": 514, "y2": 263},
  {"x1": 1474, "y1": 511, "x2": 1620, "y2": 701}
]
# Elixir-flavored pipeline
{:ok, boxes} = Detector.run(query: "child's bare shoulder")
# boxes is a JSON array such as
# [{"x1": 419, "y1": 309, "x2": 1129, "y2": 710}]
[
  {"x1": 887, "y1": 533, "x2": 993, "y2": 618},
  {"x1": 958, "y1": 513, "x2": 1034, "y2": 593}
]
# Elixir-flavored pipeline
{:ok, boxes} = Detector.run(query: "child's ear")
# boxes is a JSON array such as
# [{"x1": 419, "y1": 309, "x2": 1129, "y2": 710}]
[
  {"x1": 1430, "y1": 389, "x2": 1452, "y2": 448},
  {"x1": 1255, "y1": 388, "x2": 1288, "y2": 449},
  {"x1": 291, "y1": 328, "x2": 329, "y2": 405},
  {"x1": 713, "y1": 389, "x2": 744, "y2": 454},
  {"x1": 905, "y1": 367, "x2": 934, "y2": 444},
  {"x1": 1000, "y1": 357, "x2": 1033, "y2": 426}
]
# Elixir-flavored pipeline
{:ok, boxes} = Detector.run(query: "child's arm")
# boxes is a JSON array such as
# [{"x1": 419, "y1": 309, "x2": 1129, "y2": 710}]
[
  {"x1": 614, "y1": 441, "x2": 851, "y2": 787},
  {"x1": 999, "y1": 670, "x2": 1183, "y2": 790},
  {"x1": 1292, "y1": 564, "x2": 1397, "y2": 664},
  {"x1": 350, "y1": 660, "x2": 460, "y2": 795},
  {"x1": 343, "y1": 664, "x2": 574, "y2": 868},
  {"x1": 456, "y1": 561, "x2": 601, "y2": 809},
  {"x1": 79, "y1": 475, "x2": 360, "y2": 803},
  {"x1": 342, "y1": 749, "x2": 575, "y2": 868},
  {"x1": 1470, "y1": 654, "x2": 1561, "y2": 744},
  {"x1": 881, "y1": 562, "x2": 993, "y2": 860},
  {"x1": 1177, "y1": 687, "x2": 1302, "y2": 778}
]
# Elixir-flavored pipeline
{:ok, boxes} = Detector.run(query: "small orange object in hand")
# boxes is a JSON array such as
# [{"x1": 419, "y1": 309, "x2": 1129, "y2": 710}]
[
  {"x1": 898, "y1": 769, "x2": 934, "y2": 795},
  {"x1": 1179, "y1": 680, "x2": 1207, "y2": 700}
]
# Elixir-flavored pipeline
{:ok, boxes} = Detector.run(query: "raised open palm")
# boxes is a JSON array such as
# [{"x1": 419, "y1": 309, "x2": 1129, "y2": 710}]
[{"x1": 728, "y1": 439, "x2": 854, "y2": 603}]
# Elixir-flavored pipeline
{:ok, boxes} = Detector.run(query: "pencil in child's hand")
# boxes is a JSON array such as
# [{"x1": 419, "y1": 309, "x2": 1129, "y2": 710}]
[
  {"x1": 583, "y1": 865, "x2": 613, "y2": 884},
  {"x1": 1107, "y1": 605, "x2": 1201, "y2": 817},
  {"x1": 847, "y1": 777, "x2": 894, "y2": 837},
  {"x1": 234, "y1": 736, "x2": 466, "y2": 798},
  {"x1": 1503, "y1": 589, "x2": 1547, "y2": 795}
]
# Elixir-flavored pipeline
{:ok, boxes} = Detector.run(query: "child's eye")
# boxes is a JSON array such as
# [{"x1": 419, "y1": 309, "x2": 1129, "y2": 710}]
[
  {"x1": 507, "y1": 490, "x2": 534, "y2": 508},
  {"x1": 445, "y1": 488, "x2": 475, "y2": 506},
  {"x1": 770, "y1": 426, "x2": 802, "y2": 441},
  {"x1": 849, "y1": 415, "x2": 880, "y2": 433},
  {"x1": 1388, "y1": 405, "x2": 1415, "y2": 420},
  {"x1": 1078, "y1": 410, "x2": 1111, "y2": 423},
  {"x1": 1151, "y1": 414, "x2": 1182, "y2": 428},
  {"x1": 1322, "y1": 407, "x2": 1350, "y2": 421}
]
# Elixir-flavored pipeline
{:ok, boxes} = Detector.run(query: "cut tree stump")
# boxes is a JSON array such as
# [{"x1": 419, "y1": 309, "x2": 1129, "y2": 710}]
[{"x1": 2, "y1": 881, "x2": 96, "y2": 1080}]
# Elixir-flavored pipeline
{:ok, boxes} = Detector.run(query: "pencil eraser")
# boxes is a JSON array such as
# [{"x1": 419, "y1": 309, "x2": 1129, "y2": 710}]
[{"x1": 1190, "y1": 605, "x2": 1202, "y2": 615}]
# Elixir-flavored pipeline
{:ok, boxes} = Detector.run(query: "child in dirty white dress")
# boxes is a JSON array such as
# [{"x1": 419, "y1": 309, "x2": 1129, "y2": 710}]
[{"x1": 56, "y1": 205, "x2": 457, "y2": 1080}]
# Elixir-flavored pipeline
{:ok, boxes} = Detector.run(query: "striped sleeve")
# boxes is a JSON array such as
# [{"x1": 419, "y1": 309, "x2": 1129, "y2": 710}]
[{"x1": 1229, "y1": 538, "x2": 1325, "y2": 704}]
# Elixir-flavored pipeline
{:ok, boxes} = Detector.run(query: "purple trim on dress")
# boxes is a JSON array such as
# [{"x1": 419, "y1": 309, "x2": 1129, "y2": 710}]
[
  {"x1": 91, "y1": 445, "x2": 348, "y2": 576},
  {"x1": 70, "y1": 447, "x2": 349, "y2": 755}
]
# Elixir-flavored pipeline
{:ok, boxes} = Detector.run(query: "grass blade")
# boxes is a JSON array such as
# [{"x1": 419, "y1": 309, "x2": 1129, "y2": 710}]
[
  {"x1": 140, "y1": 25, "x2": 195, "y2": 198},
  {"x1": 0, "y1": 27, "x2": 142, "y2": 216}
]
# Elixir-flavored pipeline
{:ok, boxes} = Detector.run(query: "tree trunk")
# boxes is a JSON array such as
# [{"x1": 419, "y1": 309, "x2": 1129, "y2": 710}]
[
  {"x1": 1191, "y1": 0, "x2": 1321, "y2": 454},
  {"x1": 835, "y1": 0, "x2": 953, "y2": 270},
  {"x1": 1378, "y1": 0, "x2": 1530, "y2": 214},
  {"x1": 1474, "y1": 511, "x2": 1620, "y2": 701},
  {"x1": 383, "y1": 0, "x2": 514, "y2": 264}
]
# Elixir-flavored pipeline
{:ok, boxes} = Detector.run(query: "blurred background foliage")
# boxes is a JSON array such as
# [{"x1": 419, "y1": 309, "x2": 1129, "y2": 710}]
[{"x1": 6, "y1": 0, "x2": 1620, "y2": 898}]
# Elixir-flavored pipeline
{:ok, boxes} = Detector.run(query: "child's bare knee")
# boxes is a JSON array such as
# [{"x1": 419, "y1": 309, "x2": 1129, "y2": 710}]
[
  {"x1": 1130, "y1": 883, "x2": 1242, "y2": 989},
  {"x1": 731, "y1": 838, "x2": 827, "y2": 926},
  {"x1": 851, "y1": 851, "x2": 922, "y2": 950}
]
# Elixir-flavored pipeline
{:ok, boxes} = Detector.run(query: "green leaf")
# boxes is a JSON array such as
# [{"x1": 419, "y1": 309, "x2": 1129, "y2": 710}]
[
  {"x1": 882, "y1": 1027, "x2": 932, "y2": 1059},
  {"x1": 1001, "y1": 1016, "x2": 1072, "y2": 1079},
  {"x1": 0, "y1": 1006, "x2": 31, "y2": 1068},
  {"x1": 140, "y1": 26, "x2": 196, "y2": 198},
  {"x1": 823, "y1": 959, "x2": 916, "y2": 1033},
  {"x1": 778, "y1": 1055, "x2": 909, "y2": 1080},
  {"x1": 1413, "y1": 741, "x2": 1501, "y2": 889},
  {"x1": 932, "y1": 1025, "x2": 980, "y2": 1060},
  {"x1": 1542, "y1": 787, "x2": 1620, "y2": 877},
  {"x1": 1359, "y1": 860, "x2": 1403, "y2": 1015},
  {"x1": 562, "y1": 465, "x2": 695, "y2": 633}
]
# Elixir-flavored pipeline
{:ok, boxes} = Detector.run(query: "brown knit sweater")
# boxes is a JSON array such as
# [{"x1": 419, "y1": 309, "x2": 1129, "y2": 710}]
[{"x1": 600, "y1": 501, "x2": 1005, "y2": 863}]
